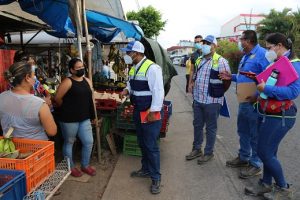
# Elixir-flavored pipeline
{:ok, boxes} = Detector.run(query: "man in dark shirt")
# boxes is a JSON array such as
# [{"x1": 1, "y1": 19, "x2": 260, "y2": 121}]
[{"x1": 188, "y1": 35, "x2": 203, "y2": 93}]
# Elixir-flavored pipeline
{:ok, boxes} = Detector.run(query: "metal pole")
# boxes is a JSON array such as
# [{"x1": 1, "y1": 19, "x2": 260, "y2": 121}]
[
  {"x1": 82, "y1": 0, "x2": 101, "y2": 162},
  {"x1": 75, "y1": 0, "x2": 83, "y2": 60}
]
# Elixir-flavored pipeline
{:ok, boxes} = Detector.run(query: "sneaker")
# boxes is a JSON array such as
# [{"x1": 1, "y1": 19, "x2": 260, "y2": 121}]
[
  {"x1": 71, "y1": 167, "x2": 83, "y2": 177},
  {"x1": 226, "y1": 156, "x2": 249, "y2": 168},
  {"x1": 245, "y1": 179, "x2": 272, "y2": 196},
  {"x1": 197, "y1": 154, "x2": 214, "y2": 164},
  {"x1": 130, "y1": 169, "x2": 150, "y2": 178},
  {"x1": 185, "y1": 149, "x2": 202, "y2": 160},
  {"x1": 263, "y1": 184, "x2": 294, "y2": 200},
  {"x1": 150, "y1": 180, "x2": 161, "y2": 194},
  {"x1": 81, "y1": 166, "x2": 96, "y2": 176},
  {"x1": 239, "y1": 165, "x2": 262, "y2": 179}
]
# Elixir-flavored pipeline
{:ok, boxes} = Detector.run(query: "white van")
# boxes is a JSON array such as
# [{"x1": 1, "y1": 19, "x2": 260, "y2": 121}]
[{"x1": 172, "y1": 57, "x2": 181, "y2": 65}]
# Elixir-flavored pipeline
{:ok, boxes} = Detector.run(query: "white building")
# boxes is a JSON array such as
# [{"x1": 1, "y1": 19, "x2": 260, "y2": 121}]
[{"x1": 220, "y1": 14, "x2": 265, "y2": 39}]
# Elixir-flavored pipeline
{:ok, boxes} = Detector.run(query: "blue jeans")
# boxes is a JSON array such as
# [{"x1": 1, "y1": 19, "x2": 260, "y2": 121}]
[
  {"x1": 257, "y1": 114, "x2": 296, "y2": 187},
  {"x1": 133, "y1": 110, "x2": 162, "y2": 181},
  {"x1": 193, "y1": 101, "x2": 221, "y2": 155},
  {"x1": 237, "y1": 103, "x2": 262, "y2": 168},
  {"x1": 60, "y1": 119, "x2": 94, "y2": 168}
]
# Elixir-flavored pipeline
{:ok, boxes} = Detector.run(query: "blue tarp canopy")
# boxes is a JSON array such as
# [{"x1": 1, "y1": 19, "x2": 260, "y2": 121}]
[
  {"x1": 86, "y1": 10, "x2": 142, "y2": 40},
  {"x1": 88, "y1": 27, "x2": 121, "y2": 43},
  {"x1": 0, "y1": 0, "x2": 14, "y2": 5}
]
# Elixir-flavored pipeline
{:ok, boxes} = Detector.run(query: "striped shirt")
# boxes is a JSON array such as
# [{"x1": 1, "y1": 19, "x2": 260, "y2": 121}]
[{"x1": 193, "y1": 55, "x2": 231, "y2": 105}]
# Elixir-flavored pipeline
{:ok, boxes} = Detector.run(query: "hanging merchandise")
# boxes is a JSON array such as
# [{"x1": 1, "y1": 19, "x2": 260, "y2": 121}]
[{"x1": 108, "y1": 44, "x2": 126, "y2": 80}]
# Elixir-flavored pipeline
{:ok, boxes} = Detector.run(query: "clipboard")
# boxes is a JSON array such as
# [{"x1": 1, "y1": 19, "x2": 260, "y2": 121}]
[{"x1": 256, "y1": 56, "x2": 299, "y2": 86}]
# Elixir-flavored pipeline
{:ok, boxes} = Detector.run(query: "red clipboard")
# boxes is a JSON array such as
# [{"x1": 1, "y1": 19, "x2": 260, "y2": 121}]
[
  {"x1": 256, "y1": 56, "x2": 299, "y2": 86},
  {"x1": 140, "y1": 110, "x2": 161, "y2": 123}
]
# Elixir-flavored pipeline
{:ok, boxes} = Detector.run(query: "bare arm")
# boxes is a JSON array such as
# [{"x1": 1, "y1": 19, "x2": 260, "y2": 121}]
[
  {"x1": 39, "y1": 103, "x2": 57, "y2": 136},
  {"x1": 54, "y1": 78, "x2": 72, "y2": 107}
]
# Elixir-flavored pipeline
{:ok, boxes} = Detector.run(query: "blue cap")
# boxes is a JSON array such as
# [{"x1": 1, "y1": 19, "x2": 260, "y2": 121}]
[{"x1": 202, "y1": 35, "x2": 217, "y2": 45}]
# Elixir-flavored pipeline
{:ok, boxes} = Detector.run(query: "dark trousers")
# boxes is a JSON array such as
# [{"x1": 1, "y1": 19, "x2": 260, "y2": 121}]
[
  {"x1": 193, "y1": 101, "x2": 221, "y2": 155},
  {"x1": 257, "y1": 113, "x2": 296, "y2": 187},
  {"x1": 133, "y1": 110, "x2": 162, "y2": 181},
  {"x1": 186, "y1": 74, "x2": 190, "y2": 93}
]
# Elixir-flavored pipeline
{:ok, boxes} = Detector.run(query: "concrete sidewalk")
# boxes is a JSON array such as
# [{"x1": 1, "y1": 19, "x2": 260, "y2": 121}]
[{"x1": 102, "y1": 74, "x2": 257, "y2": 200}]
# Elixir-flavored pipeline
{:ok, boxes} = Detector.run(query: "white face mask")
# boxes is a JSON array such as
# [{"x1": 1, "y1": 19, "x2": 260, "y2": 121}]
[
  {"x1": 123, "y1": 55, "x2": 133, "y2": 64},
  {"x1": 238, "y1": 41, "x2": 244, "y2": 52},
  {"x1": 202, "y1": 44, "x2": 211, "y2": 55},
  {"x1": 265, "y1": 50, "x2": 277, "y2": 63}
]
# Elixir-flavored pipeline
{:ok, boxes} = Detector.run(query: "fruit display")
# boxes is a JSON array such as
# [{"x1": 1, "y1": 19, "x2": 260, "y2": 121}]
[
  {"x1": 108, "y1": 44, "x2": 127, "y2": 79},
  {"x1": 0, "y1": 137, "x2": 19, "y2": 159},
  {"x1": 120, "y1": 105, "x2": 134, "y2": 121},
  {"x1": 94, "y1": 91, "x2": 126, "y2": 103},
  {"x1": 0, "y1": 128, "x2": 33, "y2": 159}
]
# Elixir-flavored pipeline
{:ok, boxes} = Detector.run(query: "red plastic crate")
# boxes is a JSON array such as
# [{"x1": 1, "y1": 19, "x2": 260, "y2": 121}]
[
  {"x1": 95, "y1": 99, "x2": 117, "y2": 110},
  {"x1": 0, "y1": 137, "x2": 55, "y2": 193}
]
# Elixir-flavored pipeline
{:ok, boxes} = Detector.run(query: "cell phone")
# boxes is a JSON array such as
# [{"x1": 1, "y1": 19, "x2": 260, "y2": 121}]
[{"x1": 239, "y1": 71, "x2": 256, "y2": 76}]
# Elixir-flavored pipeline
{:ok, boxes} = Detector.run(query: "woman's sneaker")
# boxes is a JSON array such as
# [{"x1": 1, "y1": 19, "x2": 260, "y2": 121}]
[
  {"x1": 245, "y1": 179, "x2": 272, "y2": 196},
  {"x1": 81, "y1": 166, "x2": 96, "y2": 176},
  {"x1": 263, "y1": 184, "x2": 294, "y2": 200},
  {"x1": 71, "y1": 167, "x2": 83, "y2": 177}
]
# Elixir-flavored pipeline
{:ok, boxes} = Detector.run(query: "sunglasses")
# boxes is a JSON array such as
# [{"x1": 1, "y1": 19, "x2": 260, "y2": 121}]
[{"x1": 202, "y1": 41, "x2": 212, "y2": 45}]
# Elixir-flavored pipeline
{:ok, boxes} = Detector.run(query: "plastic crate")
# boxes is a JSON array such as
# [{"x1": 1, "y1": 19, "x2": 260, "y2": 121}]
[
  {"x1": 123, "y1": 134, "x2": 141, "y2": 157},
  {"x1": 123, "y1": 134, "x2": 160, "y2": 157},
  {"x1": 163, "y1": 100, "x2": 172, "y2": 118},
  {"x1": 95, "y1": 99, "x2": 117, "y2": 110},
  {"x1": 0, "y1": 169, "x2": 26, "y2": 200},
  {"x1": 0, "y1": 137, "x2": 55, "y2": 193},
  {"x1": 116, "y1": 102, "x2": 136, "y2": 130}
]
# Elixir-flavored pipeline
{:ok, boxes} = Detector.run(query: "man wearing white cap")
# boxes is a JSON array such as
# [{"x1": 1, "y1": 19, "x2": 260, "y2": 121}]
[
  {"x1": 120, "y1": 41, "x2": 164, "y2": 194},
  {"x1": 186, "y1": 35, "x2": 231, "y2": 164}
]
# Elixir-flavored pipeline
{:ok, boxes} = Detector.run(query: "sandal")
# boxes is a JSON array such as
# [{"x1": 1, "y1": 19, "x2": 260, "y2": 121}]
[
  {"x1": 81, "y1": 166, "x2": 96, "y2": 176},
  {"x1": 71, "y1": 167, "x2": 83, "y2": 177}
]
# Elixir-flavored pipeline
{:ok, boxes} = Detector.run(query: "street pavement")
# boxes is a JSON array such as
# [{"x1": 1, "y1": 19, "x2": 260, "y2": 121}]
[{"x1": 101, "y1": 65, "x2": 300, "y2": 200}]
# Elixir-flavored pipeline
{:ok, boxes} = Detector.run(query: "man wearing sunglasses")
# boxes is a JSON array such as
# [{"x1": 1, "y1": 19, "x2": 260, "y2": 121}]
[
  {"x1": 220, "y1": 30, "x2": 270, "y2": 179},
  {"x1": 185, "y1": 35, "x2": 231, "y2": 164}
]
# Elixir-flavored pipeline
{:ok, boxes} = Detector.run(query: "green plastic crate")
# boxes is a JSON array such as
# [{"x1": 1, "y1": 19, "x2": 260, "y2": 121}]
[
  {"x1": 123, "y1": 134, "x2": 160, "y2": 157},
  {"x1": 123, "y1": 134, "x2": 141, "y2": 156}
]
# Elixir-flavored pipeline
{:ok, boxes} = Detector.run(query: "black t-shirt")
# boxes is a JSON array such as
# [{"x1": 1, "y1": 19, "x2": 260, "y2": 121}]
[{"x1": 59, "y1": 78, "x2": 95, "y2": 122}]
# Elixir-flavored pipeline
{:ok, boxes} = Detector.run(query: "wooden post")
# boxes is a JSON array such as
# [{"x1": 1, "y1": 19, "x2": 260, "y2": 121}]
[{"x1": 82, "y1": 0, "x2": 102, "y2": 162}]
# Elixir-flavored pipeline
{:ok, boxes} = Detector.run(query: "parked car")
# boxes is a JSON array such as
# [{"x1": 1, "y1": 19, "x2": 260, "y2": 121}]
[{"x1": 172, "y1": 57, "x2": 181, "y2": 65}]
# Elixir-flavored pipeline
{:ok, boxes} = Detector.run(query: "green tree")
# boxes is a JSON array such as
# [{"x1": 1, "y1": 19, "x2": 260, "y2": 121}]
[
  {"x1": 217, "y1": 40, "x2": 242, "y2": 73},
  {"x1": 257, "y1": 8, "x2": 296, "y2": 40},
  {"x1": 126, "y1": 6, "x2": 167, "y2": 38}
]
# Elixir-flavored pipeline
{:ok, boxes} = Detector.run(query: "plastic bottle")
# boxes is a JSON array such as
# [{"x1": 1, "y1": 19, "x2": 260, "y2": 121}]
[{"x1": 260, "y1": 69, "x2": 280, "y2": 99}]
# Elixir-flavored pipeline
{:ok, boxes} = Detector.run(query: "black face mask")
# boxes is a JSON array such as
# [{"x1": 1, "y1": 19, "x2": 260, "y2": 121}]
[{"x1": 75, "y1": 68, "x2": 85, "y2": 77}]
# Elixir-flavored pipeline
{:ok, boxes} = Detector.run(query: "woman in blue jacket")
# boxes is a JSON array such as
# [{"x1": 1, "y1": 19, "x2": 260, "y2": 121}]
[{"x1": 245, "y1": 33, "x2": 300, "y2": 200}]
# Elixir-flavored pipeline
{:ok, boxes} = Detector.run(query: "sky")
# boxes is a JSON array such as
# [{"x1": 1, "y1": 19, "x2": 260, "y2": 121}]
[{"x1": 120, "y1": 0, "x2": 299, "y2": 49}]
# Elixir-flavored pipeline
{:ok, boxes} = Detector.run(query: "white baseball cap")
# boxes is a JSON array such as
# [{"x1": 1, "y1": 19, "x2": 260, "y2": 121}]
[{"x1": 121, "y1": 41, "x2": 145, "y2": 53}]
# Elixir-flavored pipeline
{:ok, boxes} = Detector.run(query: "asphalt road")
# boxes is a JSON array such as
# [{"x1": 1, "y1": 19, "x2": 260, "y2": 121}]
[{"x1": 174, "y1": 65, "x2": 300, "y2": 199}]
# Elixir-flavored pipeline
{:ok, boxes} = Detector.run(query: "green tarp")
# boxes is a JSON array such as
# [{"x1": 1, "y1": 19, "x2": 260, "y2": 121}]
[{"x1": 141, "y1": 37, "x2": 178, "y2": 95}]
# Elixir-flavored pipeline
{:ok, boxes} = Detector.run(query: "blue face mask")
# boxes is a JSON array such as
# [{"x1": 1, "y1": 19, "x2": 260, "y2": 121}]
[
  {"x1": 194, "y1": 43, "x2": 202, "y2": 50},
  {"x1": 238, "y1": 41, "x2": 244, "y2": 52},
  {"x1": 202, "y1": 44, "x2": 211, "y2": 55}
]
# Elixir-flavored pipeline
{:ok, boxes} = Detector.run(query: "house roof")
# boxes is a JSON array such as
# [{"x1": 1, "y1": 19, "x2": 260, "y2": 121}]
[{"x1": 167, "y1": 46, "x2": 187, "y2": 51}]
